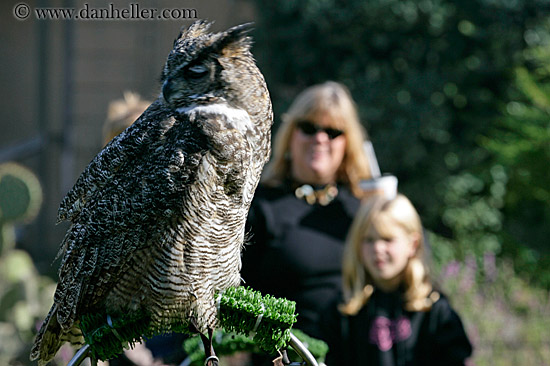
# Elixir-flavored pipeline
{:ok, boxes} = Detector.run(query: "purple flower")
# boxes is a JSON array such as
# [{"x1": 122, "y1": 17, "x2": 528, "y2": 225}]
[
  {"x1": 442, "y1": 260, "x2": 461, "y2": 280},
  {"x1": 460, "y1": 255, "x2": 477, "y2": 292},
  {"x1": 483, "y1": 252, "x2": 497, "y2": 282},
  {"x1": 465, "y1": 255, "x2": 478, "y2": 274}
]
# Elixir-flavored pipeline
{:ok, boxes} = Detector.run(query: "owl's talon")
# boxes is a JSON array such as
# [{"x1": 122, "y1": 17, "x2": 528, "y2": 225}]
[
  {"x1": 199, "y1": 327, "x2": 218, "y2": 366},
  {"x1": 188, "y1": 316, "x2": 200, "y2": 334}
]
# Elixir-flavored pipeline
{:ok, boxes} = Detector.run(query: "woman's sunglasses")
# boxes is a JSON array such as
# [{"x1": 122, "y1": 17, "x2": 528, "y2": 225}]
[{"x1": 296, "y1": 121, "x2": 344, "y2": 139}]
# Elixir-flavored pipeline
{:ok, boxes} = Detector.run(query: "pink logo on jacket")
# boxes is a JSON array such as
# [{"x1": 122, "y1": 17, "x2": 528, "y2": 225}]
[{"x1": 369, "y1": 316, "x2": 412, "y2": 351}]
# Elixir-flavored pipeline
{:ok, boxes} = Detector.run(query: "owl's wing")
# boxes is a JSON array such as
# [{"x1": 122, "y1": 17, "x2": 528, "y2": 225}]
[
  {"x1": 57, "y1": 99, "x2": 170, "y2": 223},
  {"x1": 52, "y1": 108, "x2": 209, "y2": 329}
]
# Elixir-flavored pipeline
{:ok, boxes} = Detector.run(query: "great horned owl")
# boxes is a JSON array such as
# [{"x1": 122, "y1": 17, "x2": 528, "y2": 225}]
[{"x1": 30, "y1": 20, "x2": 272, "y2": 365}]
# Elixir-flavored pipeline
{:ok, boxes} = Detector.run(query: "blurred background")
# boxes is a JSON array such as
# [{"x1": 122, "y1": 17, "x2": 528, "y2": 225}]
[{"x1": 1, "y1": 0, "x2": 549, "y2": 365}]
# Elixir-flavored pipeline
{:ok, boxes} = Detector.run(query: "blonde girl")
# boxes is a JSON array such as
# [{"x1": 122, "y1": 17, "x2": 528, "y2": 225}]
[
  {"x1": 341, "y1": 194, "x2": 434, "y2": 315},
  {"x1": 322, "y1": 194, "x2": 472, "y2": 365}
]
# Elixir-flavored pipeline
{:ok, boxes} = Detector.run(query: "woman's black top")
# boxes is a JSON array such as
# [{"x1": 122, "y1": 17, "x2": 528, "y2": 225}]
[{"x1": 241, "y1": 183, "x2": 360, "y2": 340}]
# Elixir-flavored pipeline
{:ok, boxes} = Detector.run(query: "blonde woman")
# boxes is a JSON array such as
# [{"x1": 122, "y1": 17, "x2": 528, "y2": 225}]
[
  {"x1": 102, "y1": 91, "x2": 151, "y2": 145},
  {"x1": 241, "y1": 81, "x2": 373, "y2": 351},
  {"x1": 321, "y1": 194, "x2": 472, "y2": 365},
  {"x1": 262, "y1": 81, "x2": 372, "y2": 196}
]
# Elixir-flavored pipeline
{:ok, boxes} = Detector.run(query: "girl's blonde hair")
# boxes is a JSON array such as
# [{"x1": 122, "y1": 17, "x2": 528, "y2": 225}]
[
  {"x1": 340, "y1": 194, "x2": 436, "y2": 315},
  {"x1": 261, "y1": 81, "x2": 372, "y2": 198}
]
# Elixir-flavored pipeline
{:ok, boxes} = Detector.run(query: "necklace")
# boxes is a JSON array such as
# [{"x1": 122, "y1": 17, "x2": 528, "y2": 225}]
[{"x1": 294, "y1": 183, "x2": 339, "y2": 206}]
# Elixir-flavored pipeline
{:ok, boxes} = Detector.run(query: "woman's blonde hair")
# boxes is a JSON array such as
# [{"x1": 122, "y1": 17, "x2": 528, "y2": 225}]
[
  {"x1": 261, "y1": 81, "x2": 372, "y2": 198},
  {"x1": 340, "y1": 194, "x2": 436, "y2": 315}
]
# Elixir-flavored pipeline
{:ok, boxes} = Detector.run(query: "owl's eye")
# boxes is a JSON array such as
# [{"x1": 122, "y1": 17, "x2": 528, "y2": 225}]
[{"x1": 185, "y1": 64, "x2": 209, "y2": 79}]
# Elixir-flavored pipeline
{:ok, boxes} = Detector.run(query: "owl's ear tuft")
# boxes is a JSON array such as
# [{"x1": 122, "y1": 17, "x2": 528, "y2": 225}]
[
  {"x1": 213, "y1": 23, "x2": 254, "y2": 56},
  {"x1": 174, "y1": 20, "x2": 214, "y2": 47}
]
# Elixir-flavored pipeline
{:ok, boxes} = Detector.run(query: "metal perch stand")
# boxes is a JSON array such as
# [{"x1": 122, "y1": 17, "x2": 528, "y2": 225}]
[
  {"x1": 288, "y1": 332, "x2": 319, "y2": 366},
  {"x1": 66, "y1": 332, "x2": 318, "y2": 366},
  {"x1": 67, "y1": 344, "x2": 94, "y2": 366}
]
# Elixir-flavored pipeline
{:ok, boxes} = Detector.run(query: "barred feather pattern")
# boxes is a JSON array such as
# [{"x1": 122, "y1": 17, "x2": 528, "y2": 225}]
[{"x1": 31, "y1": 20, "x2": 272, "y2": 365}]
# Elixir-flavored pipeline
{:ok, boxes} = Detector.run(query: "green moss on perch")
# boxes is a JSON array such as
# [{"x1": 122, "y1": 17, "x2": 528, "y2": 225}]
[{"x1": 216, "y1": 286, "x2": 298, "y2": 353}]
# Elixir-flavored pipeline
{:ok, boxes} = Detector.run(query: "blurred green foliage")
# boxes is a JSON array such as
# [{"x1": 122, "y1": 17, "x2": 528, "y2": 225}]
[
  {"x1": 0, "y1": 162, "x2": 43, "y2": 255},
  {"x1": 0, "y1": 249, "x2": 59, "y2": 366},
  {"x1": 481, "y1": 42, "x2": 550, "y2": 286},
  {"x1": 251, "y1": 0, "x2": 550, "y2": 287},
  {"x1": 0, "y1": 163, "x2": 70, "y2": 365}
]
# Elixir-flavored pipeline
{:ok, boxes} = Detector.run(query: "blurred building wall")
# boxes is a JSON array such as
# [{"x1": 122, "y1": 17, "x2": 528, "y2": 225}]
[{"x1": 0, "y1": 0, "x2": 256, "y2": 276}]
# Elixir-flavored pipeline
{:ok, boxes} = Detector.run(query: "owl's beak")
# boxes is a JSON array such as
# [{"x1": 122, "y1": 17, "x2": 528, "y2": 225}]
[{"x1": 162, "y1": 79, "x2": 174, "y2": 104}]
